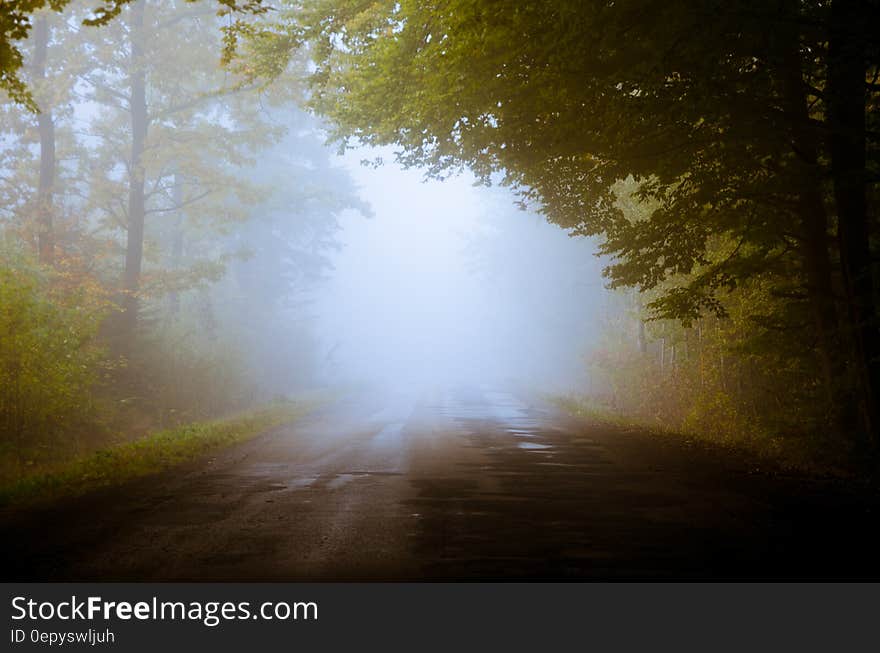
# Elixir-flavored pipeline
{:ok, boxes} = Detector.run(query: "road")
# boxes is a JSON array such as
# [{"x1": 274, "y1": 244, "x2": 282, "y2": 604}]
[{"x1": 2, "y1": 387, "x2": 879, "y2": 580}]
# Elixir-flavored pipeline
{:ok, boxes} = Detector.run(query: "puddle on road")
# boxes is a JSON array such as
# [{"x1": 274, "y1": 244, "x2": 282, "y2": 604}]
[
  {"x1": 326, "y1": 470, "x2": 403, "y2": 490},
  {"x1": 517, "y1": 442, "x2": 553, "y2": 451},
  {"x1": 288, "y1": 477, "x2": 318, "y2": 489},
  {"x1": 439, "y1": 391, "x2": 544, "y2": 432},
  {"x1": 247, "y1": 463, "x2": 294, "y2": 479},
  {"x1": 327, "y1": 474, "x2": 357, "y2": 490},
  {"x1": 270, "y1": 471, "x2": 405, "y2": 493},
  {"x1": 266, "y1": 477, "x2": 317, "y2": 491}
]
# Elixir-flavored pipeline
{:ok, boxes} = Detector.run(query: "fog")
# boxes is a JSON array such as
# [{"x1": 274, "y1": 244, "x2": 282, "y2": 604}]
[
  {"x1": 312, "y1": 148, "x2": 608, "y2": 395},
  {"x1": 4, "y1": 0, "x2": 877, "y2": 586},
  {"x1": 1, "y1": 0, "x2": 615, "y2": 437}
]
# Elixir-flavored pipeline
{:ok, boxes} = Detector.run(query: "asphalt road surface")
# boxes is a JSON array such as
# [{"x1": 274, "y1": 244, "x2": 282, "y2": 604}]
[{"x1": 2, "y1": 387, "x2": 879, "y2": 580}]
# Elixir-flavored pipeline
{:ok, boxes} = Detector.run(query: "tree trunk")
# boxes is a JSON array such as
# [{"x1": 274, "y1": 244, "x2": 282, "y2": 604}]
[
  {"x1": 168, "y1": 171, "x2": 184, "y2": 316},
  {"x1": 32, "y1": 17, "x2": 55, "y2": 265},
  {"x1": 659, "y1": 337, "x2": 665, "y2": 372},
  {"x1": 828, "y1": 0, "x2": 879, "y2": 449},
  {"x1": 637, "y1": 319, "x2": 647, "y2": 355},
  {"x1": 774, "y1": 4, "x2": 842, "y2": 411},
  {"x1": 635, "y1": 292, "x2": 647, "y2": 354},
  {"x1": 122, "y1": 0, "x2": 148, "y2": 339}
]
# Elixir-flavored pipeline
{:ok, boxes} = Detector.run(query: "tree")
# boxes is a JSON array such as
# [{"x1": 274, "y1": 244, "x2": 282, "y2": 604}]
[
  {"x1": 1, "y1": 0, "x2": 364, "y2": 445},
  {"x1": 0, "y1": 5, "x2": 86, "y2": 263},
  {"x1": 216, "y1": 106, "x2": 370, "y2": 393},
  {"x1": 827, "y1": 0, "x2": 880, "y2": 444},
  {"x1": 31, "y1": 16, "x2": 54, "y2": 263},
  {"x1": 75, "y1": 0, "x2": 285, "y2": 346},
  {"x1": 303, "y1": 0, "x2": 880, "y2": 450},
  {"x1": 0, "y1": 0, "x2": 267, "y2": 108}
]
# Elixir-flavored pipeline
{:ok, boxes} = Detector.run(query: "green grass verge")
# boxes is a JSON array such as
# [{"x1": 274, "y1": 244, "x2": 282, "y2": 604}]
[
  {"x1": 549, "y1": 393, "x2": 855, "y2": 477},
  {"x1": 0, "y1": 400, "x2": 315, "y2": 508},
  {"x1": 549, "y1": 395, "x2": 635, "y2": 428}
]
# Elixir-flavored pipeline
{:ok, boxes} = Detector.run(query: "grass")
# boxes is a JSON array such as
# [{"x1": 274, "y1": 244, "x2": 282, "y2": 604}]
[
  {"x1": 548, "y1": 393, "x2": 849, "y2": 477},
  {"x1": 550, "y1": 394, "x2": 636, "y2": 429},
  {"x1": 0, "y1": 400, "x2": 316, "y2": 508}
]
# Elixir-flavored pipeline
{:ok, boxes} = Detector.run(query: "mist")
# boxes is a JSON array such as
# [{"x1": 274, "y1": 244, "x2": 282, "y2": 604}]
[
  {"x1": 4, "y1": 0, "x2": 880, "y2": 588},
  {"x1": 0, "y1": 1, "x2": 616, "y2": 444},
  {"x1": 313, "y1": 149, "x2": 606, "y2": 395}
]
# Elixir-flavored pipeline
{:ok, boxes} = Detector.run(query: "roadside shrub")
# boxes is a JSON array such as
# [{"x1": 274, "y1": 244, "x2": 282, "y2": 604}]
[
  {"x1": 112, "y1": 315, "x2": 255, "y2": 431},
  {"x1": 584, "y1": 283, "x2": 841, "y2": 470},
  {"x1": 0, "y1": 249, "x2": 107, "y2": 455}
]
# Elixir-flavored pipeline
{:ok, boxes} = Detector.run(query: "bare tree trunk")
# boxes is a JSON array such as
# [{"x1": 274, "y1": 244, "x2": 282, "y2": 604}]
[
  {"x1": 634, "y1": 291, "x2": 647, "y2": 355},
  {"x1": 828, "y1": 0, "x2": 879, "y2": 449},
  {"x1": 122, "y1": 0, "x2": 148, "y2": 340},
  {"x1": 774, "y1": 2, "x2": 842, "y2": 413},
  {"x1": 32, "y1": 17, "x2": 55, "y2": 265},
  {"x1": 637, "y1": 319, "x2": 647, "y2": 355},
  {"x1": 168, "y1": 170, "x2": 184, "y2": 316},
  {"x1": 659, "y1": 338, "x2": 665, "y2": 373},
  {"x1": 698, "y1": 322, "x2": 704, "y2": 389}
]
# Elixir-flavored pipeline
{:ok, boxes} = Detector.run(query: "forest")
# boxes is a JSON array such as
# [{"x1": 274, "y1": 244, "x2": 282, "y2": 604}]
[
  {"x1": 1, "y1": 0, "x2": 879, "y2": 505},
  {"x1": 0, "y1": 0, "x2": 369, "y2": 494},
  {"x1": 298, "y1": 0, "x2": 880, "y2": 473}
]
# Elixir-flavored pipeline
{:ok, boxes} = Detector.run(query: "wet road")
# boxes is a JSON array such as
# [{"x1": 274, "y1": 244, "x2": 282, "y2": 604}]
[{"x1": 2, "y1": 387, "x2": 880, "y2": 580}]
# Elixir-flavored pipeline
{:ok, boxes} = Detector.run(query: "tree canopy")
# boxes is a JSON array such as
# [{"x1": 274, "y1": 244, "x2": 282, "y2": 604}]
[
  {"x1": 303, "y1": 0, "x2": 880, "y2": 447},
  {"x1": 2, "y1": 0, "x2": 880, "y2": 465},
  {"x1": 0, "y1": 0, "x2": 269, "y2": 108}
]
